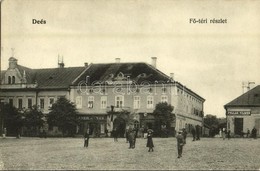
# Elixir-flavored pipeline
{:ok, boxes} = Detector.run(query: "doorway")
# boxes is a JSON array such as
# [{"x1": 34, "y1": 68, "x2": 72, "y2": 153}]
[{"x1": 234, "y1": 118, "x2": 243, "y2": 135}]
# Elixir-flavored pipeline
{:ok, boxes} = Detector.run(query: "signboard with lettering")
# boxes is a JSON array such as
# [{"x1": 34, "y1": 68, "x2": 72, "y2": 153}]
[{"x1": 227, "y1": 111, "x2": 251, "y2": 115}]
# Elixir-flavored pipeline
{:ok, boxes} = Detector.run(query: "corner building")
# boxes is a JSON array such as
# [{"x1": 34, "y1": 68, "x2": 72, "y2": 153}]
[{"x1": 224, "y1": 85, "x2": 260, "y2": 137}]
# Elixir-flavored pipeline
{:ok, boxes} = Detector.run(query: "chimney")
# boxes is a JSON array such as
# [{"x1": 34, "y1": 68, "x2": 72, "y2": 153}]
[
  {"x1": 58, "y1": 55, "x2": 65, "y2": 68},
  {"x1": 84, "y1": 62, "x2": 88, "y2": 67},
  {"x1": 170, "y1": 73, "x2": 174, "y2": 81},
  {"x1": 151, "y1": 57, "x2": 157, "y2": 68},
  {"x1": 115, "y1": 58, "x2": 120, "y2": 63},
  {"x1": 8, "y1": 57, "x2": 18, "y2": 69}
]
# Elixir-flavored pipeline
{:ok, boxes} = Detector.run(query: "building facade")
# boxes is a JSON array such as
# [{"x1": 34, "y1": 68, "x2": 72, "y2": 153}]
[
  {"x1": 1, "y1": 57, "x2": 205, "y2": 137},
  {"x1": 224, "y1": 85, "x2": 260, "y2": 137},
  {"x1": 70, "y1": 58, "x2": 205, "y2": 136}
]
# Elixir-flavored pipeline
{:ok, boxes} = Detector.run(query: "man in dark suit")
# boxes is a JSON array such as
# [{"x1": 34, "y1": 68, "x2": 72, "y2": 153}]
[
  {"x1": 176, "y1": 130, "x2": 184, "y2": 158},
  {"x1": 84, "y1": 131, "x2": 90, "y2": 148}
]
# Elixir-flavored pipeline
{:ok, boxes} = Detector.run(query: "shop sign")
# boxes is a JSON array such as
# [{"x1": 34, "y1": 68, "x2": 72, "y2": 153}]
[
  {"x1": 227, "y1": 111, "x2": 251, "y2": 115},
  {"x1": 80, "y1": 116, "x2": 106, "y2": 120}
]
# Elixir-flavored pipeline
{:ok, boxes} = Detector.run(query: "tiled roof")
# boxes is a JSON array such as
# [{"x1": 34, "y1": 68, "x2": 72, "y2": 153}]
[
  {"x1": 1, "y1": 65, "x2": 86, "y2": 89},
  {"x1": 34, "y1": 67, "x2": 86, "y2": 88},
  {"x1": 73, "y1": 62, "x2": 171, "y2": 85},
  {"x1": 224, "y1": 85, "x2": 260, "y2": 107}
]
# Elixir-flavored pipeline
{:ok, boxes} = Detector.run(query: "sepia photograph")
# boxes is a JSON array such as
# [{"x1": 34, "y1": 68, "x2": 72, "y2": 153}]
[{"x1": 0, "y1": 0, "x2": 260, "y2": 170}]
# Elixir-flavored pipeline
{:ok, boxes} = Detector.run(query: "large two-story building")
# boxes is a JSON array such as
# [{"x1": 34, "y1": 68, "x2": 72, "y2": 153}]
[{"x1": 1, "y1": 56, "x2": 205, "y2": 137}]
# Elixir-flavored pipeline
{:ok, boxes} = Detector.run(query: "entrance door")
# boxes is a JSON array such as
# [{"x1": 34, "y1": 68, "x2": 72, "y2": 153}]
[{"x1": 234, "y1": 118, "x2": 243, "y2": 135}]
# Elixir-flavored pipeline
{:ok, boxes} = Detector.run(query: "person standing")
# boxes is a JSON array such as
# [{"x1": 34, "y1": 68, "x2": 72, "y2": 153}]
[
  {"x1": 246, "y1": 128, "x2": 250, "y2": 138},
  {"x1": 105, "y1": 129, "x2": 108, "y2": 137},
  {"x1": 182, "y1": 128, "x2": 187, "y2": 144},
  {"x1": 112, "y1": 128, "x2": 118, "y2": 142},
  {"x1": 252, "y1": 127, "x2": 257, "y2": 139},
  {"x1": 84, "y1": 131, "x2": 90, "y2": 148},
  {"x1": 227, "y1": 130, "x2": 231, "y2": 140},
  {"x1": 196, "y1": 125, "x2": 200, "y2": 140},
  {"x1": 128, "y1": 128, "x2": 135, "y2": 149},
  {"x1": 191, "y1": 126, "x2": 196, "y2": 141},
  {"x1": 176, "y1": 130, "x2": 184, "y2": 158},
  {"x1": 146, "y1": 129, "x2": 154, "y2": 152},
  {"x1": 2, "y1": 128, "x2": 7, "y2": 139},
  {"x1": 222, "y1": 128, "x2": 226, "y2": 140},
  {"x1": 125, "y1": 128, "x2": 129, "y2": 143},
  {"x1": 132, "y1": 128, "x2": 139, "y2": 148}
]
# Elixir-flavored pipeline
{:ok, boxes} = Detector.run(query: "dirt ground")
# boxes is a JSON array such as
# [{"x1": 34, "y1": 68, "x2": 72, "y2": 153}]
[{"x1": 0, "y1": 136, "x2": 260, "y2": 170}]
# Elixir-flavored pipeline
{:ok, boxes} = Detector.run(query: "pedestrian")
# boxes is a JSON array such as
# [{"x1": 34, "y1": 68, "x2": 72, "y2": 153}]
[
  {"x1": 125, "y1": 128, "x2": 129, "y2": 143},
  {"x1": 222, "y1": 128, "x2": 226, "y2": 140},
  {"x1": 246, "y1": 128, "x2": 250, "y2": 138},
  {"x1": 251, "y1": 127, "x2": 257, "y2": 139},
  {"x1": 132, "y1": 128, "x2": 139, "y2": 148},
  {"x1": 2, "y1": 128, "x2": 7, "y2": 139},
  {"x1": 219, "y1": 128, "x2": 222, "y2": 138},
  {"x1": 84, "y1": 131, "x2": 90, "y2": 148},
  {"x1": 105, "y1": 129, "x2": 108, "y2": 137},
  {"x1": 112, "y1": 128, "x2": 118, "y2": 142},
  {"x1": 128, "y1": 128, "x2": 135, "y2": 149},
  {"x1": 196, "y1": 125, "x2": 200, "y2": 140},
  {"x1": 146, "y1": 129, "x2": 154, "y2": 152},
  {"x1": 176, "y1": 130, "x2": 184, "y2": 158},
  {"x1": 182, "y1": 128, "x2": 187, "y2": 144},
  {"x1": 191, "y1": 126, "x2": 196, "y2": 141},
  {"x1": 43, "y1": 130, "x2": 47, "y2": 138},
  {"x1": 143, "y1": 127, "x2": 148, "y2": 139},
  {"x1": 227, "y1": 130, "x2": 231, "y2": 140}
]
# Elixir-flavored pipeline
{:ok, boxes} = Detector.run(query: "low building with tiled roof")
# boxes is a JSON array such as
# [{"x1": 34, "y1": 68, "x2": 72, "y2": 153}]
[
  {"x1": 224, "y1": 85, "x2": 260, "y2": 137},
  {"x1": 0, "y1": 57, "x2": 86, "y2": 136}
]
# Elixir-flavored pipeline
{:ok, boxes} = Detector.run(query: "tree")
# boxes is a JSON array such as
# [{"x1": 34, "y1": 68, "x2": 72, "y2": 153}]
[
  {"x1": 153, "y1": 102, "x2": 174, "y2": 137},
  {"x1": 0, "y1": 103, "x2": 24, "y2": 137},
  {"x1": 47, "y1": 97, "x2": 79, "y2": 136},
  {"x1": 23, "y1": 105, "x2": 44, "y2": 136},
  {"x1": 204, "y1": 114, "x2": 220, "y2": 137}
]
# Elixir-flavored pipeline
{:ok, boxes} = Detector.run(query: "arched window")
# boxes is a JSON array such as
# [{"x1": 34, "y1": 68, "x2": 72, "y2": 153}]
[
  {"x1": 8, "y1": 76, "x2": 11, "y2": 84},
  {"x1": 12, "y1": 76, "x2": 15, "y2": 84}
]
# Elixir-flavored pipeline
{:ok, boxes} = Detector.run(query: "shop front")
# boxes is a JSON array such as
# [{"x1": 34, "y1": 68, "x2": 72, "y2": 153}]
[{"x1": 78, "y1": 115, "x2": 107, "y2": 137}]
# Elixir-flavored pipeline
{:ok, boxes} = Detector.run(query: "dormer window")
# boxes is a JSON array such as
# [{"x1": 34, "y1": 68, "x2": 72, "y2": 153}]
[
  {"x1": 12, "y1": 76, "x2": 15, "y2": 84},
  {"x1": 8, "y1": 76, "x2": 11, "y2": 84},
  {"x1": 117, "y1": 72, "x2": 124, "y2": 78}
]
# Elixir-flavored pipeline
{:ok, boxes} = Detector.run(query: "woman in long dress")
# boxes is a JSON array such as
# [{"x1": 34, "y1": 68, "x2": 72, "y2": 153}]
[{"x1": 146, "y1": 129, "x2": 154, "y2": 152}]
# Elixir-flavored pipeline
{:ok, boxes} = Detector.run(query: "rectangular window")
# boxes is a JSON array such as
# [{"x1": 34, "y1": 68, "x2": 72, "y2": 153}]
[
  {"x1": 88, "y1": 96, "x2": 94, "y2": 108},
  {"x1": 161, "y1": 95, "x2": 168, "y2": 103},
  {"x1": 75, "y1": 96, "x2": 82, "y2": 109},
  {"x1": 40, "y1": 98, "x2": 44, "y2": 109},
  {"x1": 115, "y1": 96, "x2": 124, "y2": 108},
  {"x1": 18, "y1": 99, "x2": 23, "y2": 109},
  {"x1": 101, "y1": 96, "x2": 107, "y2": 109},
  {"x1": 28, "y1": 98, "x2": 32, "y2": 108},
  {"x1": 49, "y1": 98, "x2": 55, "y2": 108},
  {"x1": 147, "y1": 96, "x2": 154, "y2": 109},
  {"x1": 133, "y1": 96, "x2": 140, "y2": 109}
]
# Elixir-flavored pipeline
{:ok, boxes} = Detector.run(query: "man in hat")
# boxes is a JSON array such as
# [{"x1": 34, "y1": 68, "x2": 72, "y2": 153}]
[{"x1": 176, "y1": 130, "x2": 184, "y2": 158}]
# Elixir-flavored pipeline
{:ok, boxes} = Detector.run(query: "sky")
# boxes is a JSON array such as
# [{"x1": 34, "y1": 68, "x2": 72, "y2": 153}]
[{"x1": 1, "y1": 0, "x2": 260, "y2": 118}]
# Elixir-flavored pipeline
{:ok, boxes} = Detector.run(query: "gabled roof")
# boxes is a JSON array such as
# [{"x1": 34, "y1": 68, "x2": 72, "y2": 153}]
[
  {"x1": 224, "y1": 85, "x2": 260, "y2": 107},
  {"x1": 1, "y1": 65, "x2": 86, "y2": 89},
  {"x1": 72, "y1": 62, "x2": 171, "y2": 85}
]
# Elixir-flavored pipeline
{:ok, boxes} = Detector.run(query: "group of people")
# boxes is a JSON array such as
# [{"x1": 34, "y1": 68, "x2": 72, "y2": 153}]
[{"x1": 191, "y1": 125, "x2": 201, "y2": 141}]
